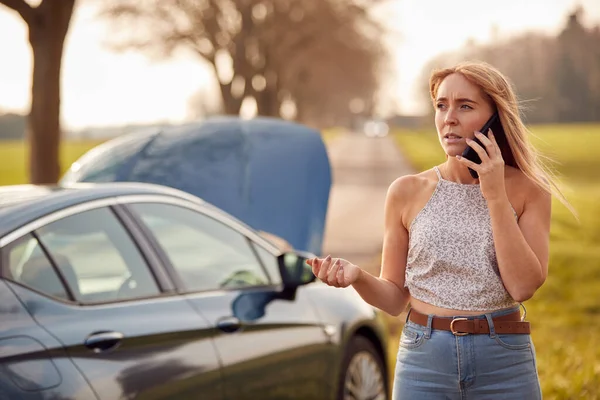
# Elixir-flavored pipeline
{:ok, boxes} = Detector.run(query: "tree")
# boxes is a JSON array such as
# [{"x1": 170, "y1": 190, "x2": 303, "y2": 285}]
[
  {"x1": 99, "y1": 0, "x2": 388, "y2": 125},
  {"x1": 416, "y1": 6, "x2": 600, "y2": 124},
  {"x1": 555, "y1": 8, "x2": 597, "y2": 122},
  {"x1": 280, "y1": 3, "x2": 388, "y2": 127},
  {"x1": 0, "y1": 0, "x2": 77, "y2": 184}
]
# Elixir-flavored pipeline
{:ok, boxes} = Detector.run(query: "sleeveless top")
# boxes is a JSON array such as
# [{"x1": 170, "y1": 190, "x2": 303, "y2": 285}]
[{"x1": 404, "y1": 166, "x2": 518, "y2": 311}]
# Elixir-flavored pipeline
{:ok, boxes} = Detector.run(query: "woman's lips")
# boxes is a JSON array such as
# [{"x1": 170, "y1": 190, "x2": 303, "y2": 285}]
[{"x1": 444, "y1": 134, "x2": 463, "y2": 144}]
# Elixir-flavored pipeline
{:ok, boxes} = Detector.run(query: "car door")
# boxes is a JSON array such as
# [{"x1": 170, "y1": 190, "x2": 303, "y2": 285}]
[
  {"x1": 3, "y1": 205, "x2": 224, "y2": 400},
  {"x1": 0, "y1": 277, "x2": 98, "y2": 400},
  {"x1": 125, "y1": 200, "x2": 337, "y2": 400}
]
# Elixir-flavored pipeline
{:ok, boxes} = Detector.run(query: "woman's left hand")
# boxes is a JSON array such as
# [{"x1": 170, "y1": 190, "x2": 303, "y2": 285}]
[{"x1": 457, "y1": 129, "x2": 507, "y2": 201}]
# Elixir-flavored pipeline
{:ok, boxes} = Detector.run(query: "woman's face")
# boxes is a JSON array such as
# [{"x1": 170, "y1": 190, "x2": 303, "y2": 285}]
[{"x1": 434, "y1": 73, "x2": 495, "y2": 157}]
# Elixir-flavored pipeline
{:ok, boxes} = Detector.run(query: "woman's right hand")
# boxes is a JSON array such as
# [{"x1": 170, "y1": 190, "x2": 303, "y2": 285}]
[{"x1": 307, "y1": 256, "x2": 362, "y2": 288}]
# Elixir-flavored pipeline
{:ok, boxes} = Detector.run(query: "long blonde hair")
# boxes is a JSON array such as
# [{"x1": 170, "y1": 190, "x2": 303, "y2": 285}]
[{"x1": 429, "y1": 61, "x2": 576, "y2": 217}]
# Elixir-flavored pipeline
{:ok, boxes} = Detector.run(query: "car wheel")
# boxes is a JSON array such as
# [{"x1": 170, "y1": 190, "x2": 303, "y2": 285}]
[{"x1": 338, "y1": 335, "x2": 387, "y2": 400}]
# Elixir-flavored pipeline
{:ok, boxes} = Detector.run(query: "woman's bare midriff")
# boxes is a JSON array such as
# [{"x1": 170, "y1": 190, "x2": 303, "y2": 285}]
[{"x1": 408, "y1": 297, "x2": 502, "y2": 317}]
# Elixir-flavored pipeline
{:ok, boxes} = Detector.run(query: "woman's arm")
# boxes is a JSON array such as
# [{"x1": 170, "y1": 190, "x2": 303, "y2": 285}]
[
  {"x1": 309, "y1": 176, "x2": 413, "y2": 316},
  {"x1": 351, "y1": 176, "x2": 412, "y2": 316},
  {"x1": 487, "y1": 181, "x2": 551, "y2": 302},
  {"x1": 458, "y1": 130, "x2": 552, "y2": 302}
]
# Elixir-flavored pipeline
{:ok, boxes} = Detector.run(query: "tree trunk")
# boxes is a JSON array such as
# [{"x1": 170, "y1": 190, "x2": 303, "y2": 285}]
[
  {"x1": 254, "y1": 89, "x2": 279, "y2": 117},
  {"x1": 219, "y1": 80, "x2": 244, "y2": 115},
  {"x1": 27, "y1": 1, "x2": 75, "y2": 184},
  {"x1": 254, "y1": 70, "x2": 281, "y2": 117}
]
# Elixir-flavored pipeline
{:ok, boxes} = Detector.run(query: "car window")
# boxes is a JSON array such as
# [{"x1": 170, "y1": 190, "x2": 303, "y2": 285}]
[
  {"x1": 4, "y1": 234, "x2": 70, "y2": 301},
  {"x1": 34, "y1": 207, "x2": 160, "y2": 303},
  {"x1": 129, "y1": 203, "x2": 270, "y2": 292},
  {"x1": 251, "y1": 243, "x2": 282, "y2": 285}
]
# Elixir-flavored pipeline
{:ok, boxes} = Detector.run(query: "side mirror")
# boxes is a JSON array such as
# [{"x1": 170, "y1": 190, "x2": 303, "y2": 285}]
[{"x1": 277, "y1": 250, "x2": 317, "y2": 289}]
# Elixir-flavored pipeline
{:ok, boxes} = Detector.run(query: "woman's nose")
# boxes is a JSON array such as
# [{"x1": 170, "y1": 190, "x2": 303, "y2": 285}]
[{"x1": 444, "y1": 109, "x2": 458, "y2": 125}]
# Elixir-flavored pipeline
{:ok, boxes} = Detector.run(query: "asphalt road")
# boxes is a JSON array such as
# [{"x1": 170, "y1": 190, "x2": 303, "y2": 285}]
[{"x1": 321, "y1": 133, "x2": 415, "y2": 275}]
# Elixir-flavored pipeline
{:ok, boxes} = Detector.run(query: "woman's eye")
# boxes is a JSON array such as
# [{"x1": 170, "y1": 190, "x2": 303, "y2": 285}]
[
  {"x1": 436, "y1": 103, "x2": 446, "y2": 109},
  {"x1": 461, "y1": 104, "x2": 473, "y2": 110}
]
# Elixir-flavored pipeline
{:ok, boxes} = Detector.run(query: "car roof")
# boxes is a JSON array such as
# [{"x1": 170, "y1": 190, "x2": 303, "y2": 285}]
[{"x1": 0, "y1": 182, "x2": 206, "y2": 239}]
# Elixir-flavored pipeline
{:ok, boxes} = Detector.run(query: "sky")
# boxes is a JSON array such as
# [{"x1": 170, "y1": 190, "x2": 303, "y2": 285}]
[{"x1": 0, "y1": 0, "x2": 599, "y2": 130}]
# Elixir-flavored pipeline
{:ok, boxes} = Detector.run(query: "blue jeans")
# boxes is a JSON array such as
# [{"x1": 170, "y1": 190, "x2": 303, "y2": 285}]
[{"x1": 392, "y1": 306, "x2": 542, "y2": 399}]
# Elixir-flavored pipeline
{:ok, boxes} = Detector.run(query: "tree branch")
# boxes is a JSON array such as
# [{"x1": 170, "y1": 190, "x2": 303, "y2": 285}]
[{"x1": 0, "y1": 0, "x2": 35, "y2": 25}]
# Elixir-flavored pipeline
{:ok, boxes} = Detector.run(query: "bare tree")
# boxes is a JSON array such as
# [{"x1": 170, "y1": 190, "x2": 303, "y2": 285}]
[
  {"x1": 279, "y1": 1, "x2": 388, "y2": 127},
  {"x1": 0, "y1": 0, "x2": 77, "y2": 183},
  {"x1": 98, "y1": 0, "x2": 388, "y2": 124},
  {"x1": 286, "y1": 30, "x2": 385, "y2": 127}
]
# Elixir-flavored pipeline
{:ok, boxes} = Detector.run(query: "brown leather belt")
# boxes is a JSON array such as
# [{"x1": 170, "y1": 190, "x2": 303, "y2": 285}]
[{"x1": 408, "y1": 308, "x2": 530, "y2": 335}]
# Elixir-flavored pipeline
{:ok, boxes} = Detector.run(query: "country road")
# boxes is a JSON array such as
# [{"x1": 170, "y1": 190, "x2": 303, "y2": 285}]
[{"x1": 321, "y1": 133, "x2": 415, "y2": 275}]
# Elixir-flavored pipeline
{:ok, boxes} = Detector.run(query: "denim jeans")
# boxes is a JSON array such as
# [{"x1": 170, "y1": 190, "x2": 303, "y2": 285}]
[{"x1": 392, "y1": 306, "x2": 542, "y2": 399}]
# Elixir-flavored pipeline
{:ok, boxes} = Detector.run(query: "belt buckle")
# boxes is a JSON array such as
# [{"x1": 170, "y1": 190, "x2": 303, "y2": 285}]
[{"x1": 450, "y1": 318, "x2": 469, "y2": 336}]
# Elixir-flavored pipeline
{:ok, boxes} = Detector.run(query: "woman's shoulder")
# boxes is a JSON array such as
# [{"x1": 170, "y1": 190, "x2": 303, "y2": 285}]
[
  {"x1": 387, "y1": 168, "x2": 439, "y2": 201},
  {"x1": 387, "y1": 169, "x2": 440, "y2": 228},
  {"x1": 504, "y1": 166, "x2": 551, "y2": 206},
  {"x1": 505, "y1": 166, "x2": 547, "y2": 193}
]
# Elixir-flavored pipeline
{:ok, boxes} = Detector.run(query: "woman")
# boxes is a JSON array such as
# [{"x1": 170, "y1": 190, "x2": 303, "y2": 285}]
[{"x1": 308, "y1": 61, "x2": 573, "y2": 399}]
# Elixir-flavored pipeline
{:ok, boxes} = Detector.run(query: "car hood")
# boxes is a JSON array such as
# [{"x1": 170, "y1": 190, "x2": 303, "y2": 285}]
[{"x1": 61, "y1": 116, "x2": 332, "y2": 256}]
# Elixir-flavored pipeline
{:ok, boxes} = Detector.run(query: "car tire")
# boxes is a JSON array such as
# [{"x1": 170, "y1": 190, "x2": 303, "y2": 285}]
[{"x1": 337, "y1": 335, "x2": 388, "y2": 400}]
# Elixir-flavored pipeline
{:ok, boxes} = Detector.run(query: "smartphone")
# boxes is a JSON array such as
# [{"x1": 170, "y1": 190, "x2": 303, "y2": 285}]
[{"x1": 461, "y1": 111, "x2": 502, "y2": 179}]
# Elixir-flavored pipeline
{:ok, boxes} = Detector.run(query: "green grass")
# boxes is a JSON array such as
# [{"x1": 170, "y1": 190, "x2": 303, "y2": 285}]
[
  {"x1": 0, "y1": 140, "x2": 105, "y2": 186},
  {"x1": 391, "y1": 123, "x2": 600, "y2": 399},
  {"x1": 321, "y1": 127, "x2": 343, "y2": 143}
]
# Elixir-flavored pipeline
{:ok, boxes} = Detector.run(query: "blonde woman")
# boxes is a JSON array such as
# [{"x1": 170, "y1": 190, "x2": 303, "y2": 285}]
[{"x1": 309, "y1": 61, "x2": 571, "y2": 398}]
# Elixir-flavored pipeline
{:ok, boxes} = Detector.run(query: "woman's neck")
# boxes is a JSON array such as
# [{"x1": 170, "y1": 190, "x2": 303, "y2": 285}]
[{"x1": 440, "y1": 159, "x2": 479, "y2": 184}]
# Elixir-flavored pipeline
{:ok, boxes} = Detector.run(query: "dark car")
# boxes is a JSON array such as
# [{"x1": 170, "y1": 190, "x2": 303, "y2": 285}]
[{"x1": 0, "y1": 183, "x2": 389, "y2": 400}]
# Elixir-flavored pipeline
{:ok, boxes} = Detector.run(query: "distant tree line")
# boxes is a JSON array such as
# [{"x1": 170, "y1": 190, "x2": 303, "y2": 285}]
[
  {"x1": 0, "y1": 112, "x2": 26, "y2": 140},
  {"x1": 419, "y1": 7, "x2": 600, "y2": 124}
]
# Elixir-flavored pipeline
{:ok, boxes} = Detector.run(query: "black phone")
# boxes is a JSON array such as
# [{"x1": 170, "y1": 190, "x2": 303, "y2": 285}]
[{"x1": 461, "y1": 111, "x2": 502, "y2": 179}]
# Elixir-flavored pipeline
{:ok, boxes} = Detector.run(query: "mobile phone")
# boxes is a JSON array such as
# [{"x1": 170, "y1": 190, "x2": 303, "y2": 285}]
[{"x1": 461, "y1": 111, "x2": 501, "y2": 179}]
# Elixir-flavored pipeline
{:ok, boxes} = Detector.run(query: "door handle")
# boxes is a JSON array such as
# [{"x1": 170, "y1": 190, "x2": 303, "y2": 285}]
[
  {"x1": 216, "y1": 317, "x2": 242, "y2": 333},
  {"x1": 84, "y1": 331, "x2": 124, "y2": 353}
]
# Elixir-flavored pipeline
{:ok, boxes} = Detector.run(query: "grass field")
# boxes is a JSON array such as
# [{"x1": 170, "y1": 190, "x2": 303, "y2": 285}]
[
  {"x1": 392, "y1": 123, "x2": 600, "y2": 399},
  {"x1": 0, "y1": 140, "x2": 105, "y2": 186}
]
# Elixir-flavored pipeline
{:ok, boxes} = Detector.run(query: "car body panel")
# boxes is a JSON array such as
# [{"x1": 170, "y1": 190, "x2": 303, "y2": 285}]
[
  {"x1": 0, "y1": 280, "x2": 98, "y2": 400},
  {"x1": 184, "y1": 286, "x2": 337, "y2": 399},
  {"x1": 301, "y1": 284, "x2": 391, "y2": 397},
  {"x1": 6, "y1": 283, "x2": 224, "y2": 400}
]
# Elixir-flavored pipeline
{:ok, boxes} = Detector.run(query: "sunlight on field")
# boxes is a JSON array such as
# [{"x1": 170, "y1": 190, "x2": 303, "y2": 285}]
[
  {"x1": 321, "y1": 127, "x2": 344, "y2": 144},
  {"x1": 0, "y1": 140, "x2": 105, "y2": 186},
  {"x1": 392, "y1": 123, "x2": 600, "y2": 399}
]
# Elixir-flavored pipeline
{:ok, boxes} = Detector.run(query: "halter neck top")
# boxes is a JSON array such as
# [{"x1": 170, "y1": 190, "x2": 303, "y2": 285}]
[{"x1": 404, "y1": 166, "x2": 518, "y2": 311}]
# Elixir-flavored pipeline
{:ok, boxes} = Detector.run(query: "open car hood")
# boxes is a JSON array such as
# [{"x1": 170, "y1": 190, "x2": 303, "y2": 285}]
[{"x1": 61, "y1": 116, "x2": 332, "y2": 255}]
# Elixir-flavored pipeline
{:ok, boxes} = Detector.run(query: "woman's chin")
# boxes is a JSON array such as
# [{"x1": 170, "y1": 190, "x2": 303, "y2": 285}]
[{"x1": 445, "y1": 148, "x2": 464, "y2": 158}]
